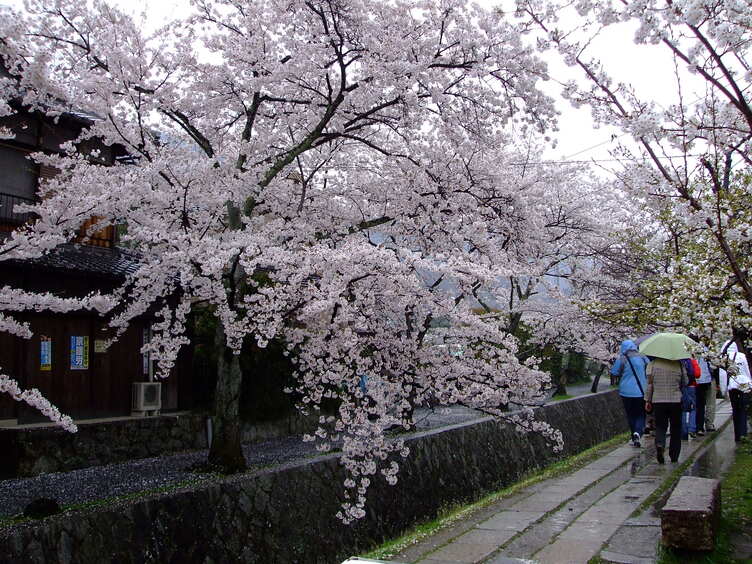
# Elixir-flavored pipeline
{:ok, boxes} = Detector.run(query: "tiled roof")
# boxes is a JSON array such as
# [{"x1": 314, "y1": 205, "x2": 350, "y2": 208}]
[{"x1": 6, "y1": 243, "x2": 141, "y2": 280}]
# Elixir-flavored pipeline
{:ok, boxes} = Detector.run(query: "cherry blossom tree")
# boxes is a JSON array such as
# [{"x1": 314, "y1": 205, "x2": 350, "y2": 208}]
[
  {"x1": 465, "y1": 152, "x2": 625, "y2": 364},
  {"x1": 519, "y1": 0, "x2": 752, "y2": 365},
  {"x1": 0, "y1": 0, "x2": 629, "y2": 520}
]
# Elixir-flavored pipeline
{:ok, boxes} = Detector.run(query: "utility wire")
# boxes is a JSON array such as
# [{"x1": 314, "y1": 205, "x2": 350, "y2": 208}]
[
  {"x1": 508, "y1": 154, "x2": 705, "y2": 166},
  {"x1": 562, "y1": 132, "x2": 629, "y2": 160},
  {"x1": 557, "y1": 93, "x2": 709, "y2": 161}
]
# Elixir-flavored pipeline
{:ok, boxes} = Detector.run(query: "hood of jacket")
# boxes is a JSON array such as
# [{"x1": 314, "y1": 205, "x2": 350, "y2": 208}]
[{"x1": 620, "y1": 340, "x2": 638, "y2": 355}]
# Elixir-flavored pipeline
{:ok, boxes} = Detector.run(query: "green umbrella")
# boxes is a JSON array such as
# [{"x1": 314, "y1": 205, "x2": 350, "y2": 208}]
[{"x1": 638, "y1": 332, "x2": 696, "y2": 360}]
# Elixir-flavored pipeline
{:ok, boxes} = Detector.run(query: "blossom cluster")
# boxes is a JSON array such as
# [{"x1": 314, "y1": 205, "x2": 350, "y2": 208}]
[{"x1": 0, "y1": 373, "x2": 77, "y2": 432}]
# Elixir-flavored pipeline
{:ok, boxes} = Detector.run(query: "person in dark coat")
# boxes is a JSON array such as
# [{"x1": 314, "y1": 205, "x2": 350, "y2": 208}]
[{"x1": 645, "y1": 358, "x2": 686, "y2": 464}]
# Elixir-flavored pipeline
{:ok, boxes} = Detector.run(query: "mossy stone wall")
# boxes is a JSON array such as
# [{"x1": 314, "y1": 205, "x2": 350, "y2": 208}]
[{"x1": 0, "y1": 390, "x2": 628, "y2": 563}]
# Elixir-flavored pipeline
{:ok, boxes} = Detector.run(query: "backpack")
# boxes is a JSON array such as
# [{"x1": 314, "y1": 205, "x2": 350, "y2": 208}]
[
  {"x1": 680, "y1": 358, "x2": 698, "y2": 385},
  {"x1": 678, "y1": 360, "x2": 696, "y2": 411}
]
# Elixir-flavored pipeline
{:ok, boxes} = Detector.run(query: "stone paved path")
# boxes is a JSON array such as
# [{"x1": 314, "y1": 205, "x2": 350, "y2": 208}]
[{"x1": 391, "y1": 401, "x2": 734, "y2": 564}]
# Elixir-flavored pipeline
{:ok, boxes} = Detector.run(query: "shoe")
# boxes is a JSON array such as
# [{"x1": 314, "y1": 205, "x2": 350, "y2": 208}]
[
  {"x1": 689, "y1": 432, "x2": 696, "y2": 439},
  {"x1": 656, "y1": 447, "x2": 665, "y2": 464},
  {"x1": 706, "y1": 426, "x2": 716, "y2": 432},
  {"x1": 697, "y1": 430, "x2": 705, "y2": 436},
  {"x1": 632, "y1": 432, "x2": 641, "y2": 447}
]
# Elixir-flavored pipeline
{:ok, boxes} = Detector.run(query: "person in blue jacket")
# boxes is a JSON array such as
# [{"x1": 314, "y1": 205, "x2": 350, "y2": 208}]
[{"x1": 610, "y1": 340, "x2": 650, "y2": 447}]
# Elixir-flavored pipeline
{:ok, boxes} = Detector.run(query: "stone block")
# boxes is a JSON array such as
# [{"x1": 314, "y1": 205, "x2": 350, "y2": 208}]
[{"x1": 661, "y1": 476, "x2": 720, "y2": 551}]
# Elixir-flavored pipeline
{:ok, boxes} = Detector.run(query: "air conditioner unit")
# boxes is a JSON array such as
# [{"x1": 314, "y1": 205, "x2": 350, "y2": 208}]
[{"x1": 132, "y1": 382, "x2": 161, "y2": 415}]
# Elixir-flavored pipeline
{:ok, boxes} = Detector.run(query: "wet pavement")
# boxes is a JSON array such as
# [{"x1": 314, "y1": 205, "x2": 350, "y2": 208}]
[
  {"x1": 601, "y1": 408, "x2": 738, "y2": 564},
  {"x1": 390, "y1": 400, "x2": 735, "y2": 564}
]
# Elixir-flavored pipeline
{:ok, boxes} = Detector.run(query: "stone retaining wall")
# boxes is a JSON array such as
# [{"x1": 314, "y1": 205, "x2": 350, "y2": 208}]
[
  {"x1": 0, "y1": 390, "x2": 628, "y2": 563},
  {"x1": 0, "y1": 413, "x2": 319, "y2": 479}
]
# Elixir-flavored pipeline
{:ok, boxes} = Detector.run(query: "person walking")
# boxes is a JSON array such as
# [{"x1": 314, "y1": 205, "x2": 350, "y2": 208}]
[
  {"x1": 680, "y1": 375, "x2": 697, "y2": 440},
  {"x1": 705, "y1": 364, "x2": 719, "y2": 432},
  {"x1": 645, "y1": 357, "x2": 686, "y2": 464},
  {"x1": 680, "y1": 358, "x2": 699, "y2": 440},
  {"x1": 695, "y1": 357, "x2": 713, "y2": 435},
  {"x1": 720, "y1": 341, "x2": 752, "y2": 443},
  {"x1": 610, "y1": 340, "x2": 649, "y2": 447}
]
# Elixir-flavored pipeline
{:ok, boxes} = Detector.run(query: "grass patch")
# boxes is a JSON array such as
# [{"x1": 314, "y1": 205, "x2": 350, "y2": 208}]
[
  {"x1": 0, "y1": 514, "x2": 30, "y2": 529},
  {"x1": 362, "y1": 432, "x2": 629, "y2": 560},
  {"x1": 657, "y1": 437, "x2": 752, "y2": 563},
  {"x1": 552, "y1": 394, "x2": 574, "y2": 401}
]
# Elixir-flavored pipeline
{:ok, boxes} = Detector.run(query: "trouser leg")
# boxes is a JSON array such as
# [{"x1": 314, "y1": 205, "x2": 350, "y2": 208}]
[
  {"x1": 695, "y1": 383, "x2": 709, "y2": 432},
  {"x1": 705, "y1": 383, "x2": 717, "y2": 430},
  {"x1": 635, "y1": 400, "x2": 646, "y2": 435},
  {"x1": 622, "y1": 396, "x2": 645, "y2": 435},
  {"x1": 680, "y1": 388, "x2": 696, "y2": 437},
  {"x1": 730, "y1": 390, "x2": 749, "y2": 441},
  {"x1": 621, "y1": 395, "x2": 635, "y2": 434},
  {"x1": 653, "y1": 404, "x2": 669, "y2": 448},
  {"x1": 731, "y1": 390, "x2": 743, "y2": 441},
  {"x1": 667, "y1": 403, "x2": 683, "y2": 461},
  {"x1": 681, "y1": 408, "x2": 688, "y2": 439}
]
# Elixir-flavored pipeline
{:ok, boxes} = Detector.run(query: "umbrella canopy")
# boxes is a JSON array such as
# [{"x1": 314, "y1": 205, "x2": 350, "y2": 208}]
[
  {"x1": 638, "y1": 332, "x2": 696, "y2": 360},
  {"x1": 633, "y1": 334, "x2": 655, "y2": 346}
]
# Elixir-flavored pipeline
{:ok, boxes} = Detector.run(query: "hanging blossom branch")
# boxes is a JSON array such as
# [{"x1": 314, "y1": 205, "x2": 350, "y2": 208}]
[
  {"x1": 0, "y1": 372, "x2": 77, "y2": 432},
  {"x1": 0, "y1": 289, "x2": 114, "y2": 431}
]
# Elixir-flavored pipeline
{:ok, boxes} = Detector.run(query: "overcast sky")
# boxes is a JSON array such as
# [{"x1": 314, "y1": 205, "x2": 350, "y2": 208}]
[{"x1": 2, "y1": 0, "x2": 702, "y2": 171}]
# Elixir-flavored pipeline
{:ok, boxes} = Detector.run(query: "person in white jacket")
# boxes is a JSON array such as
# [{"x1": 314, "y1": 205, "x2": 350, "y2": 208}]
[{"x1": 719, "y1": 341, "x2": 752, "y2": 442}]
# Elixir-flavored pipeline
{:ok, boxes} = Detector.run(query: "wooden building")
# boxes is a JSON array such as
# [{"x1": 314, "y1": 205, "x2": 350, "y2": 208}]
[{"x1": 0, "y1": 107, "x2": 194, "y2": 424}]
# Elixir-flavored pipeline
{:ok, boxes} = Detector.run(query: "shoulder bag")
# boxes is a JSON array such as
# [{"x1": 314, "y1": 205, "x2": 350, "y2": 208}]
[{"x1": 624, "y1": 354, "x2": 651, "y2": 413}]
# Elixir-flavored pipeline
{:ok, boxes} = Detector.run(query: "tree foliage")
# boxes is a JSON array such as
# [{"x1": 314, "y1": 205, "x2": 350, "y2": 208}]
[
  {"x1": 0, "y1": 0, "x2": 628, "y2": 519},
  {"x1": 520, "y1": 0, "x2": 752, "y2": 364}
]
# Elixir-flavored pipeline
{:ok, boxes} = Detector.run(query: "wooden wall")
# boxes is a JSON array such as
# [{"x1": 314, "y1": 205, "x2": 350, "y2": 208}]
[
  {"x1": 4, "y1": 315, "x2": 141, "y2": 422},
  {"x1": 0, "y1": 331, "x2": 21, "y2": 419},
  {"x1": 0, "y1": 312, "x2": 193, "y2": 423}
]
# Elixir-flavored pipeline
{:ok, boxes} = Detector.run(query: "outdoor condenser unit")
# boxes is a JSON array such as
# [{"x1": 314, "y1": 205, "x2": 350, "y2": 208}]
[{"x1": 132, "y1": 382, "x2": 162, "y2": 415}]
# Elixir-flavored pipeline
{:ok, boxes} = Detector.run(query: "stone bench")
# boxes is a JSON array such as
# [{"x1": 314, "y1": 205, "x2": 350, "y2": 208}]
[{"x1": 661, "y1": 476, "x2": 721, "y2": 551}]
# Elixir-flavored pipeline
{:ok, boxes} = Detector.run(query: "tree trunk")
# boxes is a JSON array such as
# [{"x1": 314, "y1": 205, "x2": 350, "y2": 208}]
[
  {"x1": 507, "y1": 311, "x2": 523, "y2": 337},
  {"x1": 554, "y1": 372, "x2": 567, "y2": 396},
  {"x1": 208, "y1": 324, "x2": 247, "y2": 473},
  {"x1": 550, "y1": 349, "x2": 566, "y2": 396}
]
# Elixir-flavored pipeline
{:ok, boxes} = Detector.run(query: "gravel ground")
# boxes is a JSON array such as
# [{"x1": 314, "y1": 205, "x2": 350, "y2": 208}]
[
  {"x1": 0, "y1": 406, "x2": 486, "y2": 519},
  {"x1": 0, "y1": 435, "x2": 319, "y2": 519},
  {"x1": 0, "y1": 384, "x2": 592, "y2": 519}
]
